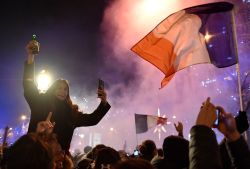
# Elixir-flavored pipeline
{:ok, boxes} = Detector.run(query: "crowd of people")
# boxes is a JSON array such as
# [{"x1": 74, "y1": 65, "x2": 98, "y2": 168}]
[
  {"x1": 1, "y1": 97, "x2": 250, "y2": 169},
  {"x1": 1, "y1": 41, "x2": 250, "y2": 169}
]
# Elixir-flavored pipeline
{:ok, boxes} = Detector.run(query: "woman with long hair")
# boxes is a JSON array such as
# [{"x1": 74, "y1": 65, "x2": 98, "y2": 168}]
[{"x1": 23, "y1": 40, "x2": 111, "y2": 154}]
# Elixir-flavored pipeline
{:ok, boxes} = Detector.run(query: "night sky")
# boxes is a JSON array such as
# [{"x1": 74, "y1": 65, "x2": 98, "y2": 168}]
[
  {"x1": 0, "y1": 0, "x2": 111, "y2": 126},
  {"x1": 0, "y1": 0, "x2": 249, "y2": 153}
]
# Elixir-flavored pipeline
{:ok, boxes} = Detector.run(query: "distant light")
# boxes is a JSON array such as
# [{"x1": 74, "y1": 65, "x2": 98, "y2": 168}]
[
  {"x1": 37, "y1": 69, "x2": 51, "y2": 93},
  {"x1": 167, "y1": 122, "x2": 171, "y2": 125},
  {"x1": 21, "y1": 115, "x2": 27, "y2": 120},
  {"x1": 224, "y1": 76, "x2": 232, "y2": 81},
  {"x1": 79, "y1": 134, "x2": 84, "y2": 138},
  {"x1": 172, "y1": 115, "x2": 176, "y2": 119},
  {"x1": 204, "y1": 32, "x2": 213, "y2": 42},
  {"x1": 110, "y1": 127, "x2": 114, "y2": 132},
  {"x1": 208, "y1": 44, "x2": 213, "y2": 48}
]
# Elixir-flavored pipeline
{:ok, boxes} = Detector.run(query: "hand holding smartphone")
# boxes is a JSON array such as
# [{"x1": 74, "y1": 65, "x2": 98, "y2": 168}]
[
  {"x1": 98, "y1": 79, "x2": 104, "y2": 97},
  {"x1": 213, "y1": 108, "x2": 221, "y2": 127},
  {"x1": 98, "y1": 79, "x2": 104, "y2": 90}
]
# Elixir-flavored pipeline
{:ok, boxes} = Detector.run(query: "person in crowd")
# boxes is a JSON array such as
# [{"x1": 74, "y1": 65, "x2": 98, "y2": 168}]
[
  {"x1": 138, "y1": 140, "x2": 157, "y2": 162},
  {"x1": 219, "y1": 110, "x2": 249, "y2": 169},
  {"x1": 23, "y1": 40, "x2": 111, "y2": 154},
  {"x1": 151, "y1": 121, "x2": 189, "y2": 169},
  {"x1": 77, "y1": 158, "x2": 92, "y2": 169},
  {"x1": 6, "y1": 133, "x2": 54, "y2": 169},
  {"x1": 151, "y1": 135, "x2": 189, "y2": 169},
  {"x1": 189, "y1": 97, "x2": 250, "y2": 169},
  {"x1": 156, "y1": 148, "x2": 163, "y2": 158},
  {"x1": 93, "y1": 147, "x2": 121, "y2": 169}
]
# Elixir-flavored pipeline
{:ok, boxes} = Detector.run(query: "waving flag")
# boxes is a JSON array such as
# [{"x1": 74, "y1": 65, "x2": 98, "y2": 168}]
[
  {"x1": 135, "y1": 113, "x2": 167, "y2": 134},
  {"x1": 131, "y1": 2, "x2": 237, "y2": 88}
]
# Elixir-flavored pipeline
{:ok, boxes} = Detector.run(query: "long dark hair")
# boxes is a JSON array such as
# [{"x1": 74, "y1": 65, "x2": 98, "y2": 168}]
[{"x1": 45, "y1": 79, "x2": 79, "y2": 114}]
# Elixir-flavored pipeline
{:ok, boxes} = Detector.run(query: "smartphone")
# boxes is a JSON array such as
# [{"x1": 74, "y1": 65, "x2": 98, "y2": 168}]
[
  {"x1": 214, "y1": 108, "x2": 220, "y2": 126},
  {"x1": 98, "y1": 79, "x2": 104, "y2": 97},
  {"x1": 133, "y1": 150, "x2": 140, "y2": 157},
  {"x1": 98, "y1": 79, "x2": 104, "y2": 90}
]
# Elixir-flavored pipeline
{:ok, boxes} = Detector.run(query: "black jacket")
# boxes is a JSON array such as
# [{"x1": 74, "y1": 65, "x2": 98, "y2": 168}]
[
  {"x1": 189, "y1": 125, "x2": 222, "y2": 169},
  {"x1": 221, "y1": 136, "x2": 250, "y2": 169},
  {"x1": 23, "y1": 62, "x2": 111, "y2": 151},
  {"x1": 189, "y1": 125, "x2": 250, "y2": 169}
]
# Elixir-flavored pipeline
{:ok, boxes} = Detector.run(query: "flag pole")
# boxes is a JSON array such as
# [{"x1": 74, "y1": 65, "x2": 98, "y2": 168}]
[
  {"x1": 134, "y1": 114, "x2": 139, "y2": 149},
  {"x1": 231, "y1": 9, "x2": 243, "y2": 111},
  {"x1": 231, "y1": 8, "x2": 247, "y2": 140}
]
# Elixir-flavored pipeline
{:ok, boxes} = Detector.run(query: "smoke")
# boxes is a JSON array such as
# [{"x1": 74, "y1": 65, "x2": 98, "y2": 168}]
[{"x1": 70, "y1": 0, "x2": 243, "y2": 153}]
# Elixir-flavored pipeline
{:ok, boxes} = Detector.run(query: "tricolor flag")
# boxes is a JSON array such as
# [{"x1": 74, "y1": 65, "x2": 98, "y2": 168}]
[
  {"x1": 135, "y1": 113, "x2": 167, "y2": 134},
  {"x1": 131, "y1": 2, "x2": 237, "y2": 88}
]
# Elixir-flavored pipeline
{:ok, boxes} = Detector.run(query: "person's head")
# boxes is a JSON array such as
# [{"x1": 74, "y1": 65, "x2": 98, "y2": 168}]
[
  {"x1": 7, "y1": 133, "x2": 53, "y2": 169},
  {"x1": 139, "y1": 140, "x2": 157, "y2": 161},
  {"x1": 157, "y1": 148, "x2": 164, "y2": 157},
  {"x1": 94, "y1": 147, "x2": 121, "y2": 169},
  {"x1": 84, "y1": 145, "x2": 92, "y2": 154},
  {"x1": 163, "y1": 135, "x2": 189, "y2": 168},
  {"x1": 46, "y1": 79, "x2": 69, "y2": 101},
  {"x1": 46, "y1": 79, "x2": 80, "y2": 114},
  {"x1": 90, "y1": 144, "x2": 106, "y2": 160},
  {"x1": 78, "y1": 158, "x2": 92, "y2": 169}
]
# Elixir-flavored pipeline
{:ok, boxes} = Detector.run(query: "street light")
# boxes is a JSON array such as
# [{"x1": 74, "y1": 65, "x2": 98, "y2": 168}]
[
  {"x1": 21, "y1": 115, "x2": 27, "y2": 121},
  {"x1": 37, "y1": 69, "x2": 51, "y2": 93}
]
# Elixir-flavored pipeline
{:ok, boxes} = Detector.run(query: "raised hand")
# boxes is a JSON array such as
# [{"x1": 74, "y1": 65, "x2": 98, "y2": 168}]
[
  {"x1": 36, "y1": 112, "x2": 55, "y2": 134},
  {"x1": 26, "y1": 40, "x2": 40, "y2": 55},
  {"x1": 97, "y1": 88, "x2": 107, "y2": 104},
  {"x1": 217, "y1": 107, "x2": 240, "y2": 141},
  {"x1": 196, "y1": 97, "x2": 217, "y2": 128},
  {"x1": 174, "y1": 121, "x2": 183, "y2": 133},
  {"x1": 25, "y1": 40, "x2": 40, "y2": 64}
]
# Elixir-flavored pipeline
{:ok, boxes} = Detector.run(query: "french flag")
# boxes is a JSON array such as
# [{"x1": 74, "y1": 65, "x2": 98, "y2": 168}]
[
  {"x1": 135, "y1": 113, "x2": 167, "y2": 134},
  {"x1": 131, "y1": 2, "x2": 237, "y2": 88}
]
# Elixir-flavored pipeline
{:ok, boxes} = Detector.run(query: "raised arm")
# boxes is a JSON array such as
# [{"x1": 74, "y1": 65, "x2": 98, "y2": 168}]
[
  {"x1": 74, "y1": 88, "x2": 111, "y2": 127},
  {"x1": 189, "y1": 98, "x2": 222, "y2": 169},
  {"x1": 174, "y1": 121, "x2": 184, "y2": 137},
  {"x1": 74, "y1": 102, "x2": 111, "y2": 127},
  {"x1": 23, "y1": 40, "x2": 40, "y2": 108},
  {"x1": 217, "y1": 108, "x2": 250, "y2": 169}
]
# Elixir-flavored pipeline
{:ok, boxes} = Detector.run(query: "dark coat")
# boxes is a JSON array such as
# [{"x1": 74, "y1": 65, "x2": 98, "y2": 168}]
[
  {"x1": 189, "y1": 125, "x2": 250, "y2": 169},
  {"x1": 23, "y1": 62, "x2": 111, "y2": 152},
  {"x1": 189, "y1": 125, "x2": 222, "y2": 169},
  {"x1": 151, "y1": 135, "x2": 189, "y2": 169},
  {"x1": 220, "y1": 136, "x2": 250, "y2": 169}
]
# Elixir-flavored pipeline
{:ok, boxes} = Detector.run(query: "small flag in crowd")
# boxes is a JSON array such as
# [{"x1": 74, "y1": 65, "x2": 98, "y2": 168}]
[
  {"x1": 135, "y1": 113, "x2": 167, "y2": 134},
  {"x1": 131, "y1": 2, "x2": 237, "y2": 88}
]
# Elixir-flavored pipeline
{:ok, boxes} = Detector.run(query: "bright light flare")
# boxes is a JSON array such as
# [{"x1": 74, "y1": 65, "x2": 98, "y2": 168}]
[
  {"x1": 79, "y1": 134, "x2": 85, "y2": 138},
  {"x1": 37, "y1": 69, "x2": 51, "y2": 93},
  {"x1": 204, "y1": 32, "x2": 213, "y2": 42},
  {"x1": 141, "y1": 0, "x2": 162, "y2": 14},
  {"x1": 154, "y1": 108, "x2": 167, "y2": 140},
  {"x1": 21, "y1": 115, "x2": 27, "y2": 120}
]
